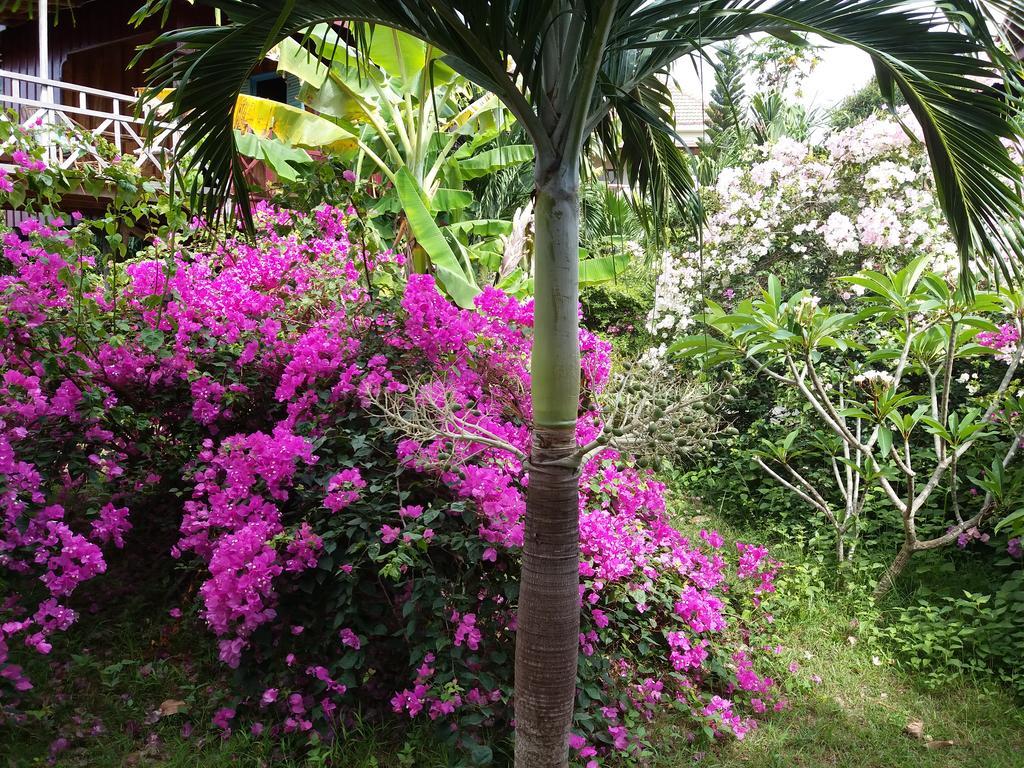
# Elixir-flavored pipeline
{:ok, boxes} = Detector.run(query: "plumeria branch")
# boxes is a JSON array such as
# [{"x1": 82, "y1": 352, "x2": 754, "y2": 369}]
[
  {"x1": 911, "y1": 330, "x2": 1024, "y2": 511},
  {"x1": 755, "y1": 456, "x2": 839, "y2": 529},
  {"x1": 371, "y1": 384, "x2": 527, "y2": 463}
]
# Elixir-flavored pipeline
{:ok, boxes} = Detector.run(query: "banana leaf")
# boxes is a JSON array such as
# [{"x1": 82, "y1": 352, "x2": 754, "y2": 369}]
[
  {"x1": 445, "y1": 219, "x2": 513, "y2": 238},
  {"x1": 579, "y1": 254, "x2": 630, "y2": 286},
  {"x1": 395, "y1": 166, "x2": 480, "y2": 308},
  {"x1": 234, "y1": 130, "x2": 312, "y2": 181},
  {"x1": 232, "y1": 94, "x2": 358, "y2": 153},
  {"x1": 456, "y1": 144, "x2": 534, "y2": 180}
]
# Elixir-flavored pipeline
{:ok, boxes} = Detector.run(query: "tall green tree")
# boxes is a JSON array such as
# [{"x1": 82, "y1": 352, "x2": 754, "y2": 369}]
[
  {"x1": 700, "y1": 40, "x2": 749, "y2": 163},
  {"x1": 141, "y1": 2, "x2": 1024, "y2": 765}
]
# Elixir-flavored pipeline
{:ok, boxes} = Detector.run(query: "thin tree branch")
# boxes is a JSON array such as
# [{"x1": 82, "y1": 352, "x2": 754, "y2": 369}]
[{"x1": 754, "y1": 456, "x2": 837, "y2": 527}]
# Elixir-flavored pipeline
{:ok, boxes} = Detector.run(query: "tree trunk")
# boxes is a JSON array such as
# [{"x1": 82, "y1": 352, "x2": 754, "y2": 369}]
[
  {"x1": 873, "y1": 544, "x2": 913, "y2": 601},
  {"x1": 514, "y1": 163, "x2": 581, "y2": 768}
]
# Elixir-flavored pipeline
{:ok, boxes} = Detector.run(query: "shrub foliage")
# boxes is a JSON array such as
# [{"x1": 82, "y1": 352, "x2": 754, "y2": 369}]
[{"x1": 0, "y1": 138, "x2": 783, "y2": 763}]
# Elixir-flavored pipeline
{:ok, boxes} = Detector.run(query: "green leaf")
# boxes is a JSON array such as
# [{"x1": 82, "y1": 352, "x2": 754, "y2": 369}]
[
  {"x1": 456, "y1": 144, "x2": 534, "y2": 180},
  {"x1": 359, "y1": 24, "x2": 457, "y2": 88},
  {"x1": 140, "y1": 329, "x2": 165, "y2": 351},
  {"x1": 878, "y1": 425, "x2": 893, "y2": 457},
  {"x1": 430, "y1": 188, "x2": 475, "y2": 212},
  {"x1": 233, "y1": 94, "x2": 358, "y2": 153},
  {"x1": 234, "y1": 130, "x2": 312, "y2": 181},
  {"x1": 276, "y1": 36, "x2": 331, "y2": 89},
  {"x1": 995, "y1": 507, "x2": 1024, "y2": 534},
  {"x1": 444, "y1": 219, "x2": 513, "y2": 238},
  {"x1": 395, "y1": 167, "x2": 479, "y2": 308},
  {"x1": 782, "y1": 429, "x2": 800, "y2": 455},
  {"x1": 579, "y1": 254, "x2": 631, "y2": 286},
  {"x1": 467, "y1": 741, "x2": 493, "y2": 765}
]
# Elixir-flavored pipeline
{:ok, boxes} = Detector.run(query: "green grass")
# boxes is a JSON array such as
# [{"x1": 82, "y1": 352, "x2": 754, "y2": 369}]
[
  {"x1": 652, "y1": 494, "x2": 1024, "y2": 768},
  {"x1": 652, "y1": 600, "x2": 1024, "y2": 768},
  {"x1": 4, "y1": 493, "x2": 1023, "y2": 767}
]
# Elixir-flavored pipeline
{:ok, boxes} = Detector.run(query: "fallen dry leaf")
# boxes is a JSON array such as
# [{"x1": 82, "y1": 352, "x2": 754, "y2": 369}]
[
  {"x1": 904, "y1": 720, "x2": 925, "y2": 739},
  {"x1": 924, "y1": 740, "x2": 958, "y2": 750},
  {"x1": 158, "y1": 699, "x2": 187, "y2": 716}
]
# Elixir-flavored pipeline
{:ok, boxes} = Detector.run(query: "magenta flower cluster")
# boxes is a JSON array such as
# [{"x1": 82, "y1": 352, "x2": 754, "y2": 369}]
[
  {"x1": 976, "y1": 323, "x2": 1021, "y2": 360},
  {"x1": 0, "y1": 215, "x2": 139, "y2": 701},
  {"x1": 0, "y1": 160, "x2": 783, "y2": 759}
]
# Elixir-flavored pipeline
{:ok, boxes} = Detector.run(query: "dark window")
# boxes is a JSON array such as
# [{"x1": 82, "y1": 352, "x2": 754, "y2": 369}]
[{"x1": 251, "y1": 74, "x2": 288, "y2": 103}]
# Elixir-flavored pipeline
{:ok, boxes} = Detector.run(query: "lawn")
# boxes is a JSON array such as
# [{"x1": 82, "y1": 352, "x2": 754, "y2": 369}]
[
  {"x1": 655, "y1": 494, "x2": 1024, "y2": 768},
  {"x1": 4, "y1": 498, "x2": 1021, "y2": 768},
  {"x1": 653, "y1": 596, "x2": 1024, "y2": 768}
]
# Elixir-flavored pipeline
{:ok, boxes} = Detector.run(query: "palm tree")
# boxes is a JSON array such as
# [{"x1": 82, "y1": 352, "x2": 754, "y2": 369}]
[{"x1": 141, "y1": 2, "x2": 1024, "y2": 765}]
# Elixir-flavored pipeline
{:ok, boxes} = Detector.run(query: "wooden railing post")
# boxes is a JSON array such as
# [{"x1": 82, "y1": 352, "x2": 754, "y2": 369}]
[{"x1": 112, "y1": 99, "x2": 122, "y2": 154}]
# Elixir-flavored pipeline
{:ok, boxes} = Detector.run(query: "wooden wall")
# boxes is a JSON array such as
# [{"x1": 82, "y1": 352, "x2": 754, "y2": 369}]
[{"x1": 0, "y1": 0, "x2": 214, "y2": 103}]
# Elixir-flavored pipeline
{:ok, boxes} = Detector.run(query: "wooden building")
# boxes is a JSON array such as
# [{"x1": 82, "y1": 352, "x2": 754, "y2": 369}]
[
  {"x1": 0, "y1": 1, "x2": 213, "y2": 101},
  {"x1": 0, "y1": 1, "x2": 294, "y2": 212}
]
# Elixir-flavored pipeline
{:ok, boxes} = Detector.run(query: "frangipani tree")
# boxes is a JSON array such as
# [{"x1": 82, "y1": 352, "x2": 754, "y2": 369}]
[
  {"x1": 675, "y1": 261, "x2": 1024, "y2": 599},
  {"x1": 140, "y1": 1, "x2": 1024, "y2": 764}
]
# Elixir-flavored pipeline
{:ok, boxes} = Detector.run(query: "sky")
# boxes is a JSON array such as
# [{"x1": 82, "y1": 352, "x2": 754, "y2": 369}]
[
  {"x1": 672, "y1": 41, "x2": 877, "y2": 114},
  {"x1": 799, "y1": 45, "x2": 876, "y2": 109}
]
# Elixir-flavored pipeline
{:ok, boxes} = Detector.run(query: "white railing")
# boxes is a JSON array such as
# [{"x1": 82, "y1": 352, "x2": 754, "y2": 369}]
[{"x1": 0, "y1": 68, "x2": 180, "y2": 182}]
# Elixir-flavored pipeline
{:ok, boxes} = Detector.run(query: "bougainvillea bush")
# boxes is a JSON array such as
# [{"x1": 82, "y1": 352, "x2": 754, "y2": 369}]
[{"x1": 0, "y1": 163, "x2": 783, "y2": 763}]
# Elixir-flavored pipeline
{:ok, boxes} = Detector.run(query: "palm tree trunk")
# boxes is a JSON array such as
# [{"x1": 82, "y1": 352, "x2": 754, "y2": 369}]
[{"x1": 514, "y1": 161, "x2": 581, "y2": 768}]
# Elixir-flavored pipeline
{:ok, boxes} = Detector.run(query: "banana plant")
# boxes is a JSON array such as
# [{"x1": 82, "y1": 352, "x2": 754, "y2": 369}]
[
  {"x1": 231, "y1": 25, "x2": 631, "y2": 306},
  {"x1": 229, "y1": 24, "x2": 532, "y2": 306}
]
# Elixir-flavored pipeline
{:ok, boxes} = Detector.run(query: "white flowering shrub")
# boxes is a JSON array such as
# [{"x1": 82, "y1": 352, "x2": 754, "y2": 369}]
[{"x1": 650, "y1": 115, "x2": 962, "y2": 338}]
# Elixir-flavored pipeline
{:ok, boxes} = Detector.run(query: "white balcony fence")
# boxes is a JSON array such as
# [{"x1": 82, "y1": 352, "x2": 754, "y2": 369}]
[{"x1": 0, "y1": 68, "x2": 179, "y2": 182}]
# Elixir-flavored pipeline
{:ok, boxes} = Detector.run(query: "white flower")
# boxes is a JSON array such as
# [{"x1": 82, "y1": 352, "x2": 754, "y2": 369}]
[
  {"x1": 857, "y1": 206, "x2": 903, "y2": 249},
  {"x1": 770, "y1": 137, "x2": 810, "y2": 166},
  {"x1": 822, "y1": 212, "x2": 859, "y2": 256},
  {"x1": 825, "y1": 113, "x2": 919, "y2": 163},
  {"x1": 853, "y1": 370, "x2": 896, "y2": 390},
  {"x1": 645, "y1": 114, "x2": 968, "y2": 342}
]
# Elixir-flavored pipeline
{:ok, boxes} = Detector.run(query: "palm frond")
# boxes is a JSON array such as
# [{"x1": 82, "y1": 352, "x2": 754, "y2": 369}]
[
  {"x1": 580, "y1": 181, "x2": 644, "y2": 247},
  {"x1": 618, "y1": 0, "x2": 1024, "y2": 287},
  {"x1": 143, "y1": 0, "x2": 1024, "y2": 289},
  {"x1": 591, "y1": 70, "x2": 703, "y2": 241}
]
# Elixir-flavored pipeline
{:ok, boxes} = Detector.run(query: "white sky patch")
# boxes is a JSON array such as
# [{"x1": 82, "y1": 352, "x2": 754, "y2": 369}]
[
  {"x1": 800, "y1": 45, "x2": 875, "y2": 109},
  {"x1": 670, "y1": 40, "x2": 877, "y2": 119}
]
